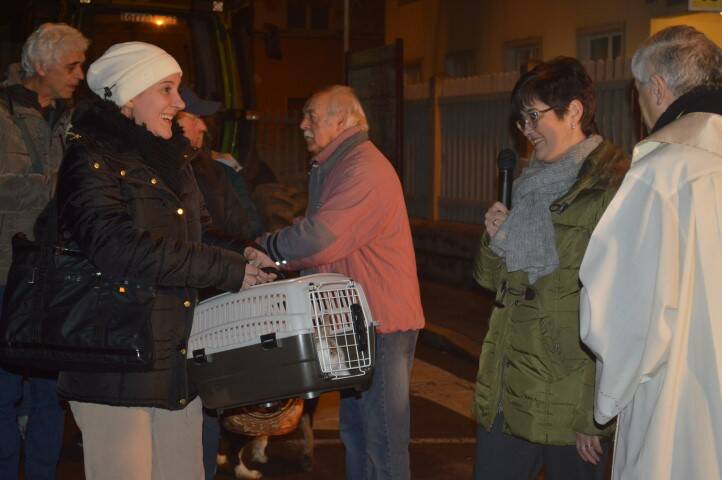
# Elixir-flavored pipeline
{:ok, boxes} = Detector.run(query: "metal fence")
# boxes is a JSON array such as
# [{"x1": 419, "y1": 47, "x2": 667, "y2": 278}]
[
  {"x1": 438, "y1": 92, "x2": 513, "y2": 223},
  {"x1": 255, "y1": 114, "x2": 309, "y2": 189},
  {"x1": 403, "y1": 98, "x2": 433, "y2": 218},
  {"x1": 404, "y1": 58, "x2": 640, "y2": 224}
]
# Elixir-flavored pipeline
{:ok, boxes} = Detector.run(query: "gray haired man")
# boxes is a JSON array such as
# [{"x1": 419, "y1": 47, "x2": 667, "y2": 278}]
[
  {"x1": 0, "y1": 22, "x2": 88, "y2": 479},
  {"x1": 579, "y1": 26, "x2": 722, "y2": 479}
]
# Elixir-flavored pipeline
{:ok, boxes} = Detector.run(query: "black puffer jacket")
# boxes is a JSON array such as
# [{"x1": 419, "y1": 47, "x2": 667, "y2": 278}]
[
  {"x1": 56, "y1": 100, "x2": 248, "y2": 410},
  {"x1": 191, "y1": 148, "x2": 251, "y2": 238}
]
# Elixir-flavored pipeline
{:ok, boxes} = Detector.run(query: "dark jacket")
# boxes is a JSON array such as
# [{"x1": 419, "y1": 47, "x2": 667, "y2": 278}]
[
  {"x1": 472, "y1": 139, "x2": 630, "y2": 444},
  {"x1": 56, "y1": 100, "x2": 248, "y2": 410},
  {"x1": 0, "y1": 84, "x2": 71, "y2": 283},
  {"x1": 217, "y1": 161, "x2": 266, "y2": 239},
  {"x1": 191, "y1": 148, "x2": 254, "y2": 238}
]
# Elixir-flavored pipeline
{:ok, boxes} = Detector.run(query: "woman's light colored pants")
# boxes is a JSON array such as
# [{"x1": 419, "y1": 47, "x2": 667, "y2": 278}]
[{"x1": 70, "y1": 397, "x2": 204, "y2": 480}]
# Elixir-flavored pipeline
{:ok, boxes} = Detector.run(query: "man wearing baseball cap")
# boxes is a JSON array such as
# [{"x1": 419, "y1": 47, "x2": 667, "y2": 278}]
[{"x1": 178, "y1": 85, "x2": 264, "y2": 240}]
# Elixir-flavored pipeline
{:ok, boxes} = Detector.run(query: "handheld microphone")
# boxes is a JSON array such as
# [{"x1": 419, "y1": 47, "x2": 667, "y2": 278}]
[{"x1": 497, "y1": 149, "x2": 517, "y2": 208}]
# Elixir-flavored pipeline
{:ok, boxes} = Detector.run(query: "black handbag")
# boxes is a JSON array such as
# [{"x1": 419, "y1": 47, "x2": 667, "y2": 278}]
[{"x1": 0, "y1": 204, "x2": 155, "y2": 372}]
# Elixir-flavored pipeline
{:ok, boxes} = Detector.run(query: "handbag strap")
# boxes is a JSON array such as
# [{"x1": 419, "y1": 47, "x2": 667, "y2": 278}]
[{"x1": 4, "y1": 90, "x2": 45, "y2": 174}]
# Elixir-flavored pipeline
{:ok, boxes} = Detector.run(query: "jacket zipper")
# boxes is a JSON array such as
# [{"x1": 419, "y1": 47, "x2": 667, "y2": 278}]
[{"x1": 493, "y1": 280, "x2": 512, "y2": 424}]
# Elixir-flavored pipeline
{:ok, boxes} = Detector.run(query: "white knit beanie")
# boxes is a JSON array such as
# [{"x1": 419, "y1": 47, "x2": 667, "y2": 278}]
[{"x1": 87, "y1": 42, "x2": 182, "y2": 107}]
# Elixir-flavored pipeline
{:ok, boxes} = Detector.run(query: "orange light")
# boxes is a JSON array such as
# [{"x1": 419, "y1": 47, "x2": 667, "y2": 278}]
[{"x1": 120, "y1": 13, "x2": 178, "y2": 26}]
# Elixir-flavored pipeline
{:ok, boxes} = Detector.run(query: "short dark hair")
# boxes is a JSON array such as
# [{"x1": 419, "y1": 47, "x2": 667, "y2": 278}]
[{"x1": 511, "y1": 56, "x2": 597, "y2": 135}]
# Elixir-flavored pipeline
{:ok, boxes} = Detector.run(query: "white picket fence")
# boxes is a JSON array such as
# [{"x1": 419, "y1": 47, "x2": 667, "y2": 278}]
[{"x1": 430, "y1": 57, "x2": 631, "y2": 98}]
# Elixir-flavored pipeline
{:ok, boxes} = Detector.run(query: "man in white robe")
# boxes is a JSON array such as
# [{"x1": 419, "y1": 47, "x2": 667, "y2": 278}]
[{"x1": 579, "y1": 25, "x2": 722, "y2": 479}]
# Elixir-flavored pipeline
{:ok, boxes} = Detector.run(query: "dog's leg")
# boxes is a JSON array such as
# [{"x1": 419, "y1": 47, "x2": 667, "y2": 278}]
[
  {"x1": 300, "y1": 412, "x2": 314, "y2": 472},
  {"x1": 249, "y1": 435, "x2": 269, "y2": 464},
  {"x1": 300, "y1": 397, "x2": 319, "y2": 472},
  {"x1": 234, "y1": 444, "x2": 263, "y2": 480}
]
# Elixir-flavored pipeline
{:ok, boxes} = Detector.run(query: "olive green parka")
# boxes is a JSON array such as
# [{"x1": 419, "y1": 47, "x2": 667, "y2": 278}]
[{"x1": 472, "y1": 139, "x2": 629, "y2": 445}]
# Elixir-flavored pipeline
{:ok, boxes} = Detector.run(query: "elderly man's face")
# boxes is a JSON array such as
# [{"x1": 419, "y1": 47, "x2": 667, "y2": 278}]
[
  {"x1": 177, "y1": 112, "x2": 208, "y2": 149},
  {"x1": 38, "y1": 49, "x2": 86, "y2": 100},
  {"x1": 300, "y1": 93, "x2": 345, "y2": 155}
]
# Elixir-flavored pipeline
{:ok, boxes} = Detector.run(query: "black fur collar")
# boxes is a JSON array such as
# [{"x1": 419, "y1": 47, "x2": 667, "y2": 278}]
[
  {"x1": 71, "y1": 99, "x2": 142, "y2": 153},
  {"x1": 71, "y1": 99, "x2": 189, "y2": 154}
]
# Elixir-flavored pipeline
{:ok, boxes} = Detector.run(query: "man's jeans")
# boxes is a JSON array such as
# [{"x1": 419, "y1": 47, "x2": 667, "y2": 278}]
[
  {"x1": 339, "y1": 330, "x2": 419, "y2": 480},
  {"x1": 0, "y1": 285, "x2": 66, "y2": 480},
  {"x1": 202, "y1": 408, "x2": 221, "y2": 480}
]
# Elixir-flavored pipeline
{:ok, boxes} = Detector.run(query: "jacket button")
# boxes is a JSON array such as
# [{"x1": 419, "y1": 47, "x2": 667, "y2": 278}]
[
  {"x1": 180, "y1": 348, "x2": 187, "y2": 355},
  {"x1": 176, "y1": 208, "x2": 184, "y2": 215},
  {"x1": 183, "y1": 300, "x2": 191, "y2": 308},
  {"x1": 92, "y1": 162, "x2": 100, "y2": 169},
  {"x1": 151, "y1": 178, "x2": 158, "y2": 185},
  {"x1": 179, "y1": 398, "x2": 187, "y2": 407}
]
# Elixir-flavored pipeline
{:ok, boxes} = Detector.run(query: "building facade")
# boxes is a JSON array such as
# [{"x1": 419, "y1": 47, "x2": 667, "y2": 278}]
[
  {"x1": 254, "y1": 0, "x2": 385, "y2": 116},
  {"x1": 387, "y1": 0, "x2": 722, "y2": 81}
]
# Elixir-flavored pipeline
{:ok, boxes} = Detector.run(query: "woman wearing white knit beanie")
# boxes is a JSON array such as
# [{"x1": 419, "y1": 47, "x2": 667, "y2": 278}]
[
  {"x1": 54, "y1": 42, "x2": 275, "y2": 480},
  {"x1": 86, "y1": 41, "x2": 185, "y2": 139}
]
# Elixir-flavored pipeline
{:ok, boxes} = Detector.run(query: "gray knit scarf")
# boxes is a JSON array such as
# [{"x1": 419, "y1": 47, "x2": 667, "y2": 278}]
[{"x1": 490, "y1": 134, "x2": 602, "y2": 284}]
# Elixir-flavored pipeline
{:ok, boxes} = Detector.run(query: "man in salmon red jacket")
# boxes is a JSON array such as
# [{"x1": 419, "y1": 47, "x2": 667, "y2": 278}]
[{"x1": 258, "y1": 85, "x2": 425, "y2": 480}]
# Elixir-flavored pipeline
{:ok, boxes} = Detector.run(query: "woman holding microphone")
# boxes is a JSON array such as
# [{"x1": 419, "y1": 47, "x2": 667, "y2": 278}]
[{"x1": 472, "y1": 57, "x2": 629, "y2": 479}]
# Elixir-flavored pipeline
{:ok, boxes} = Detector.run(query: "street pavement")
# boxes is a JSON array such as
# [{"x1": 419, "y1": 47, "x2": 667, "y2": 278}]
[
  {"x1": 212, "y1": 341, "x2": 479, "y2": 479},
  {"x1": 418, "y1": 281, "x2": 494, "y2": 362},
  {"x1": 37, "y1": 281, "x2": 496, "y2": 479}
]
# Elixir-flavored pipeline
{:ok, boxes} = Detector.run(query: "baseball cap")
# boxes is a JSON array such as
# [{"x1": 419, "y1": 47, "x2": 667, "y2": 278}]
[{"x1": 180, "y1": 84, "x2": 222, "y2": 116}]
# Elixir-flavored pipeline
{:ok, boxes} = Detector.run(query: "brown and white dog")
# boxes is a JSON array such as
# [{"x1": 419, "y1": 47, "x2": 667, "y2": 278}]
[{"x1": 217, "y1": 398, "x2": 318, "y2": 479}]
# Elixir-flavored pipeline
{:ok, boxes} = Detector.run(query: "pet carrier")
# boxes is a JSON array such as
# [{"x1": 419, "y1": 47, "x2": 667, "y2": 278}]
[{"x1": 187, "y1": 273, "x2": 376, "y2": 410}]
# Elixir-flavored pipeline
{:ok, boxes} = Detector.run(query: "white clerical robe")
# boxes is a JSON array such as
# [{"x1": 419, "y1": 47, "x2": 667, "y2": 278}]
[{"x1": 580, "y1": 112, "x2": 722, "y2": 479}]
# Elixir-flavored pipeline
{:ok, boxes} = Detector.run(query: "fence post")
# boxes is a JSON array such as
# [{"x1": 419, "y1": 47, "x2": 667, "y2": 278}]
[{"x1": 430, "y1": 75, "x2": 443, "y2": 221}]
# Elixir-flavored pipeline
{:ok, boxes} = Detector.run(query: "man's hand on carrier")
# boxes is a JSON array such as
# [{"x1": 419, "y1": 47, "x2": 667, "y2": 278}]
[
  {"x1": 242, "y1": 264, "x2": 276, "y2": 289},
  {"x1": 244, "y1": 246, "x2": 276, "y2": 269}
]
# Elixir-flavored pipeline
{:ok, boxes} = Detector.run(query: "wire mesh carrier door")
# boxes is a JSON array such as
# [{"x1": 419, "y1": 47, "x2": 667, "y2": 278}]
[{"x1": 187, "y1": 273, "x2": 376, "y2": 411}]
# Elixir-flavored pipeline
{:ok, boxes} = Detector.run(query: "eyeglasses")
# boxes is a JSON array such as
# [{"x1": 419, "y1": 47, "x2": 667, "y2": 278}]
[{"x1": 515, "y1": 107, "x2": 554, "y2": 132}]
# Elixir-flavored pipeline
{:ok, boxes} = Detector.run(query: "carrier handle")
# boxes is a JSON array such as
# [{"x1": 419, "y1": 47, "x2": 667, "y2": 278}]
[
  {"x1": 261, "y1": 266, "x2": 285, "y2": 279},
  {"x1": 350, "y1": 304, "x2": 368, "y2": 354}
]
